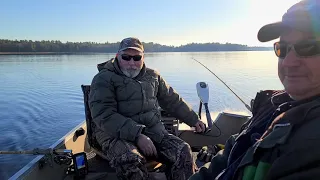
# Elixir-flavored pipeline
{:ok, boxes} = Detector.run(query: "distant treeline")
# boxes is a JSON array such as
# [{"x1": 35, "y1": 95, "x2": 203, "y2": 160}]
[{"x1": 0, "y1": 39, "x2": 272, "y2": 53}]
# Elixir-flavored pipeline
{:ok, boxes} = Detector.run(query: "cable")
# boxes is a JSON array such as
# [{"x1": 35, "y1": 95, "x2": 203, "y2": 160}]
[{"x1": 177, "y1": 122, "x2": 221, "y2": 139}]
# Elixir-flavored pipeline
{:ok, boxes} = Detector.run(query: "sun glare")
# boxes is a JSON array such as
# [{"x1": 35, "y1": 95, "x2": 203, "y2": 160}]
[
  {"x1": 231, "y1": 0, "x2": 304, "y2": 46},
  {"x1": 249, "y1": 0, "x2": 302, "y2": 22}
]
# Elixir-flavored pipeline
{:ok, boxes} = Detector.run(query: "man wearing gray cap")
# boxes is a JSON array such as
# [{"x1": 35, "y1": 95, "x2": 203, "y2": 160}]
[
  {"x1": 89, "y1": 37, "x2": 206, "y2": 180},
  {"x1": 190, "y1": 0, "x2": 320, "y2": 179}
]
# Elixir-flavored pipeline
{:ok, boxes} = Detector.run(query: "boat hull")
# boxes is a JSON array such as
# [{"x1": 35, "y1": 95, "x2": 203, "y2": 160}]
[{"x1": 9, "y1": 112, "x2": 250, "y2": 180}]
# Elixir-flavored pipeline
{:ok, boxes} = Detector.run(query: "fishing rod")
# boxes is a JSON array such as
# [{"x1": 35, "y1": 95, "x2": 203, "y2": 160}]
[
  {"x1": 1, "y1": 148, "x2": 89, "y2": 177},
  {"x1": 0, "y1": 148, "x2": 72, "y2": 155},
  {"x1": 0, "y1": 148, "x2": 74, "y2": 166},
  {"x1": 192, "y1": 57, "x2": 252, "y2": 112}
]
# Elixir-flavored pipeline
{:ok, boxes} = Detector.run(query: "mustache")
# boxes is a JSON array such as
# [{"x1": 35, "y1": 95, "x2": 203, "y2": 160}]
[{"x1": 124, "y1": 66, "x2": 139, "y2": 70}]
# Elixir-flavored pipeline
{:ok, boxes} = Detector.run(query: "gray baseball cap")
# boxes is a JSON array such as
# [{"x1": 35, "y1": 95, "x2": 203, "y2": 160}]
[
  {"x1": 257, "y1": 0, "x2": 320, "y2": 42},
  {"x1": 118, "y1": 37, "x2": 144, "y2": 52}
]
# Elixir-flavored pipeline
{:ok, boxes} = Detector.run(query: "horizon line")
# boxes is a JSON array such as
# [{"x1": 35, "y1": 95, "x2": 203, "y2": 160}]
[{"x1": 0, "y1": 38, "x2": 272, "y2": 48}]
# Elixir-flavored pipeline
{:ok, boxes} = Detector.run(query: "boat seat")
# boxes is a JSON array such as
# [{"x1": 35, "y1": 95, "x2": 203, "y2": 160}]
[{"x1": 81, "y1": 85, "x2": 178, "y2": 172}]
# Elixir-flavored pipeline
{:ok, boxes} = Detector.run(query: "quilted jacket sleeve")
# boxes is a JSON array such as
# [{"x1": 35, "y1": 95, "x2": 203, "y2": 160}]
[{"x1": 157, "y1": 75, "x2": 199, "y2": 127}]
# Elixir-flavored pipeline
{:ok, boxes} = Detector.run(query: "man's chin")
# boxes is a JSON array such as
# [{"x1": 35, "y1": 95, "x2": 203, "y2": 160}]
[
  {"x1": 123, "y1": 69, "x2": 140, "y2": 78},
  {"x1": 284, "y1": 84, "x2": 314, "y2": 100}
]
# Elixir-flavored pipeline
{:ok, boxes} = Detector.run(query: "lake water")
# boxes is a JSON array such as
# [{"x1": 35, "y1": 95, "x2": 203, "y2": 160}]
[{"x1": 0, "y1": 52, "x2": 283, "y2": 179}]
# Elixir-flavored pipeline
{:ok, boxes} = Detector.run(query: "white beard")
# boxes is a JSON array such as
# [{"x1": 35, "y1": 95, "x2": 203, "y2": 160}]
[{"x1": 121, "y1": 67, "x2": 141, "y2": 78}]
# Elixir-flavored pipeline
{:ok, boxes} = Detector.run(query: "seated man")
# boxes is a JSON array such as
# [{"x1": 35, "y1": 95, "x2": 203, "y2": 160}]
[
  {"x1": 89, "y1": 37, "x2": 206, "y2": 180},
  {"x1": 190, "y1": 0, "x2": 320, "y2": 179}
]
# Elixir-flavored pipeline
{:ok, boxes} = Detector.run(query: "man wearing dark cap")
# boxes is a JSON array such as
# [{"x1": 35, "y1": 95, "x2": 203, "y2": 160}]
[
  {"x1": 190, "y1": 0, "x2": 320, "y2": 179},
  {"x1": 89, "y1": 37, "x2": 206, "y2": 180}
]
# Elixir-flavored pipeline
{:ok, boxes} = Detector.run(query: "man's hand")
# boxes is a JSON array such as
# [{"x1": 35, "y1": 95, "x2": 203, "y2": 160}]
[
  {"x1": 136, "y1": 134, "x2": 158, "y2": 157},
  {"x1": 194, "y1": 120, "x2": 206, "y2": 133}
]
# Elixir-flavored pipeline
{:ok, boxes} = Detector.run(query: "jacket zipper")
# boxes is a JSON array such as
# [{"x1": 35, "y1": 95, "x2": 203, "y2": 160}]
[{"x1": 136, "y1": 80, "x2": 144, "y2": 114}]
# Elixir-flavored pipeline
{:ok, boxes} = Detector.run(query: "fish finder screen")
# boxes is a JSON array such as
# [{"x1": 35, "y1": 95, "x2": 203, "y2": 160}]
[{"x1": 76, "y1": 155, "x2": 86, "y2": 169}]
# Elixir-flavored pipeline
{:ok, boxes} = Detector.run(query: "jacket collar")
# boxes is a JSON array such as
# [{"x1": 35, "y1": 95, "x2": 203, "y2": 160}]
[
  {"x1": 270, "y1": 91, "x2": 320, "y2": 124},
  {"x1": 271, "y1": 91, "x2": 293, "y2": 107},
  {"x1": 284, "y1": 95, "x2": 320, "y2": 125}
]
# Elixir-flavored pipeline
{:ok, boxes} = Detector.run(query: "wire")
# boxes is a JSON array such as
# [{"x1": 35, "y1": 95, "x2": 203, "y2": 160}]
[
  {"x1": 210, "y1": 120, "x2": 221, "y2": 137},
  {"x1": 177, "y1": 122, "x2": 221, "y2": 139}
]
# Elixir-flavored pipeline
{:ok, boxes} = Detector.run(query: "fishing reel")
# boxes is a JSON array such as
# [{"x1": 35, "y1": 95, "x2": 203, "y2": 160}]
[
  {"x1": 37, "y1": 149, "x2": 89, "y2": 179},
  {"x1": 53, "y1": 153, "x2": 73, "y2": 166},
  {"x1": 24, "y1": 148, "x2": 73, "y2": 169}
]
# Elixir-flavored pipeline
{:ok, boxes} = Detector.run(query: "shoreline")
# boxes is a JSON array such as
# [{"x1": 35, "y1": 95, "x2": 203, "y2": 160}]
[
  {"x1": 0, "y1": 50, "x2": 272, "y2": 55},
  {"x1": 0, "y1": 52, "x2": 85, "y2": 55}
]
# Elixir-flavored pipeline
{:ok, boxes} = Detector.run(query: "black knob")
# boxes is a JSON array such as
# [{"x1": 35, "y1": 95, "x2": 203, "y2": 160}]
[{"x1": 75, "y1": 127, "x2": 85, "y2": 137}]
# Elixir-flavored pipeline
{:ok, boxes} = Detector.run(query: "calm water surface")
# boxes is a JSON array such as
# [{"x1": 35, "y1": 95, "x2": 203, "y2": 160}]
[{"x1": 0, "y1": 52, "x2": 283, "y2": 178}]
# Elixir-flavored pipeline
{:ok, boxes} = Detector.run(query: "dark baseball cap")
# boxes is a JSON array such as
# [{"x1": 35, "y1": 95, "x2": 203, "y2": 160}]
[
  {"x1": 257, "y1": 0, "x2": 320, "y2": 42},
  {"x1": 118, "y1": 37, "x2": 144, "y2": 52}
]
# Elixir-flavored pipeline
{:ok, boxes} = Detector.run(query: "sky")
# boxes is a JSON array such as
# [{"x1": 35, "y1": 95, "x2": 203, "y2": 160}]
[{"x1": 1, "y1": 0, "x2": 302, "y2": 47}]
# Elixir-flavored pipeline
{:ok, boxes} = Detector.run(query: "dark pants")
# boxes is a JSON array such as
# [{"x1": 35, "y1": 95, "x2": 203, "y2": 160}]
[{"x1": 103, "y1": 134, "x2": 195, "y2": 180}]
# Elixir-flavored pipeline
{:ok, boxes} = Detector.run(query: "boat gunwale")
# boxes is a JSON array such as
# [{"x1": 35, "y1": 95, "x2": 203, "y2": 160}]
[{"x1": 9, "y1": 120, "x2": 86, "y2": 180}]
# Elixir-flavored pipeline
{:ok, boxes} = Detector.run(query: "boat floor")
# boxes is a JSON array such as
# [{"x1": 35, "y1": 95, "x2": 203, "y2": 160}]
[{"x1": 64, "y1": 151, "x2": 200, "y2": 180}]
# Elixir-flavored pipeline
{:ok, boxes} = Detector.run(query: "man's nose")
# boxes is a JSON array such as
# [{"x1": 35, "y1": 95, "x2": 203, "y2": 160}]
[
  {"x1": 128, "y1": 58, "x2": 135, "y2": 64},
  {"x1": 280, "y1": 48, "x2": 301, "y2": 67}
]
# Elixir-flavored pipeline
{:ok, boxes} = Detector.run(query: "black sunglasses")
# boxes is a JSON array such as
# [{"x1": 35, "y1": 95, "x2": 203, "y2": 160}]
[
  {"x1": 274, "y1": 40, "x2": 320, "y2": 59},
  {"x1": 121, "y1": 54, "x2": 142, "y2": 61}
]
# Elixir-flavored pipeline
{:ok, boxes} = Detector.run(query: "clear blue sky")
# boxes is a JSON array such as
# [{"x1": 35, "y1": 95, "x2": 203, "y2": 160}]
[{"x1": 1, "y1": 0, "x2": 300, "y2": 46}]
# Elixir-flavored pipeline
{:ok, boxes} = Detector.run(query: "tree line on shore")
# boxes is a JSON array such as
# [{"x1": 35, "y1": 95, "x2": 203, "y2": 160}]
[{"x1": 0, "y1": 39, "x2": 272, "y2": 53}]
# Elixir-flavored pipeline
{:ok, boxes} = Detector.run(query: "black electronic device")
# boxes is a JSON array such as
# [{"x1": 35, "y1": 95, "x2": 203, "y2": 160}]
[{"x1": 72, "y1": 152, "x2": 88, "y2": 178}]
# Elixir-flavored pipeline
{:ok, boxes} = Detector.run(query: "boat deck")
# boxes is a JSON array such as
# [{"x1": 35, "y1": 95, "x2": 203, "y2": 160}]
[
  {"x1": 9, "y1": 111, "x2": 250, "y2": 180},
  {"x1": 64, "y1": 151, "x2": 200, "y2": 180}
]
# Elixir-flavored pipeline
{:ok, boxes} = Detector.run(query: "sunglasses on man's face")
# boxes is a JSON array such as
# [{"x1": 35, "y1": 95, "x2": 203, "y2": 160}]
[
  {"x1": 274, "y1": 40, "x2": 320, "y2": 59},
  {"x1": 120, "y1": 54, "x2": 142, "y2": 61}
]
